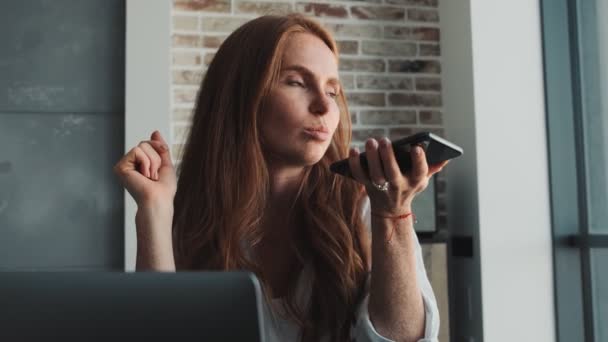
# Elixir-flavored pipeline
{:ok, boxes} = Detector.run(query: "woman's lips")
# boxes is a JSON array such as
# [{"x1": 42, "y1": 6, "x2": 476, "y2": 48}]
[{"x1": 303, "y1": 127, "x2": 330, "y2": 141}]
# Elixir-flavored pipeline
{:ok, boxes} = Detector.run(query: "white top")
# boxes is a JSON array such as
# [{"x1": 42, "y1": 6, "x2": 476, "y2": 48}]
[{"x1": 259, "y1": 197, "x2": 440, "y2": 342}]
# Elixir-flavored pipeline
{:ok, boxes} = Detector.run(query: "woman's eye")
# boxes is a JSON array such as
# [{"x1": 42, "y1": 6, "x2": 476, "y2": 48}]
[
  {"x1": 287, "y1": 80, "x2": 305, "y2": 87},
  {"x1": 327, "y1": 91, "x2": 338, "y2": 99}
]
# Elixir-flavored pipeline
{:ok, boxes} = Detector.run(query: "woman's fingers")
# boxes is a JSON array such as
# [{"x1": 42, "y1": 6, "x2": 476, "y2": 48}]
[
  {"x1": 378, "y1": 138, "x2": 401, "y2": 183},
  {"x1": 409, "y1": 145, "x2": 428, "y2": 185},
  {"x1": 150, "y1": 131, "x2": 174, "y2": 171},
  {"x1": 151, "y1": 130, "x2": 166, "y2": 144},
  {"x1": 348, "y1": 147, "x2": 367, "y2": 184},
  {"x1": 112, "y1": 130, "x2": 178, "y2": 205},
  {"x1": 138, "y1": 141, "x2": 161, "y2": 180},
  {"x1": 113, "y1": 146, "x2": 150, "y2": 184},
  {"x1": 137, "y1": 134, "x2": 174, "y2": 182},
  {"x1": 133, "y1": 146, "x2": 151, "y2": 178},
  {"x1": 429, "y1": 160, "x2": 449, "y2": 176},
  {"x1": 364, "y1": 138, "x2": 387, "y2": 186}
]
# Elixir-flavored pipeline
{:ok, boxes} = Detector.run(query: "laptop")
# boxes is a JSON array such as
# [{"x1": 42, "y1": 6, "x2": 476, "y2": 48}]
[{"x1": 0, "y1": 271, "x2": 266, "y2": 341}]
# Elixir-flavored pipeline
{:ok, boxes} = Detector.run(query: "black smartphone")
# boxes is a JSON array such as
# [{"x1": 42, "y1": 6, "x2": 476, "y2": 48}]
[{"x1": 329, "y1": 132, "x2": 463, "y2": 178}]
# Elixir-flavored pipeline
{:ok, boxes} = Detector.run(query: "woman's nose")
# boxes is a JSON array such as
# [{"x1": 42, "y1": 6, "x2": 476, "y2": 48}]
[{"x1": 308, "y1": 90, "x2": 330, "y2": 116}]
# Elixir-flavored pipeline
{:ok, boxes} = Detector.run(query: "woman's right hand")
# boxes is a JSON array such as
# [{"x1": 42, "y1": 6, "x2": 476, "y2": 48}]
[{"x1": 113, "y1": 131, "x2": 177, "y2": 212}]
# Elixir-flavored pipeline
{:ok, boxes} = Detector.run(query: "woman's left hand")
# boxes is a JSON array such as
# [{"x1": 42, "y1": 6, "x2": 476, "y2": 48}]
[{"x1": 348, "y1": 137, "x2": 448, "y2": 216}]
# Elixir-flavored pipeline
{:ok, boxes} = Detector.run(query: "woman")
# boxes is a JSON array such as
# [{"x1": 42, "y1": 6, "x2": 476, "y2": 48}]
[{"x1": 114, "y1": 14, "x2": 445, "y2": 342}]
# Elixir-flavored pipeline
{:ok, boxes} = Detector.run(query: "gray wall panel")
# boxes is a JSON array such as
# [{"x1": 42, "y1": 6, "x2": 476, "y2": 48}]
[
  {"x1": 0, "y1": 112, "x2": 124, "y2": 269},
  {"x1": 0, "y1": 0, "x2": 125, "y2": 112}
]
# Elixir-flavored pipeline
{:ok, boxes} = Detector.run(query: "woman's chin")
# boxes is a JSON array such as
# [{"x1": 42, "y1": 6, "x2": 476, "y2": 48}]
[{"x1": 301, "y1": 147, "x2": 329, "y2": 165}]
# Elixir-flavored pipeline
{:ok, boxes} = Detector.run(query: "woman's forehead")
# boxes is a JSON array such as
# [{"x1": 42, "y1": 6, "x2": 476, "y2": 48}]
[{"x1": 281, "y1": 33, "x2": 338, "y2": 77}]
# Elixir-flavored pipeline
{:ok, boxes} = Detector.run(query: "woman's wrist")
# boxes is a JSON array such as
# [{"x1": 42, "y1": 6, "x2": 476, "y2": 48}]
[
  {"x1": 370, "y1": 204, "x2": 415, "y2": 243},
  {"x1": 135, "y1": 204, "x2": 174, "y2": 236},
  {"x1": 134, "y1": 205, "x2": 176, "y2": 272},
  {"x1": 370, "y1": 202, "x2": 413, "y2": 217}
]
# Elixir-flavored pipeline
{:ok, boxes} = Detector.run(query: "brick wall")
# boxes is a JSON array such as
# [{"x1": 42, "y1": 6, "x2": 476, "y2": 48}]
[
  {"x1": 171, "y1": 0, "x2": 443, "y2": 153},
  {"x1": 169, "y1": 1, "x2": 448, "y2": 340}
]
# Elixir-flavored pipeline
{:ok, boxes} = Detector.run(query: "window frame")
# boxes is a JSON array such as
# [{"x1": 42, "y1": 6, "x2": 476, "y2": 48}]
[{"x1": 541, "y1": 0, "x2": 608, "y2": 341}]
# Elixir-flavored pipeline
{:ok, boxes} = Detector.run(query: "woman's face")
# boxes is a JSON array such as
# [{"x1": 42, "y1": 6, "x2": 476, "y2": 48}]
[{"x1": 261, "y1": 32, "x2": 341, "y2": 169}]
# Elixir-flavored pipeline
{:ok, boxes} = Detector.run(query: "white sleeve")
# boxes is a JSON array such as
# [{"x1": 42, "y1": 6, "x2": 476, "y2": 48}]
[{"x1": 351, "y1": 197, "x2": 440, "y2": 342}]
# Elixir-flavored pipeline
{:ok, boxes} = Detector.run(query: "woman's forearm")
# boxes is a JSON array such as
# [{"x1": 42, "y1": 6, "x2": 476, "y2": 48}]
[
  {"x1": 368, "y1": 213, "x2": 425, "y2": 342},
  {"x1": 135, "y1": 206, "x2": 176, "y2": 271}
]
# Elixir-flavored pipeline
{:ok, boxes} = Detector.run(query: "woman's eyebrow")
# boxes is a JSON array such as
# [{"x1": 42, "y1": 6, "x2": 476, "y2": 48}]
[{"x1": 281, "y1": 64, "x2": 342, "y2": 90}]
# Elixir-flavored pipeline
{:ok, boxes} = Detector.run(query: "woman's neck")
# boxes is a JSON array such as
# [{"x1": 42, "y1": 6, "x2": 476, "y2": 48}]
[
  {"x1": 255, "y1": 165, "x2": 307, "y2": 299},
  {"x1": 268, "y1": 165, "x2": 304, "y2": 206}
]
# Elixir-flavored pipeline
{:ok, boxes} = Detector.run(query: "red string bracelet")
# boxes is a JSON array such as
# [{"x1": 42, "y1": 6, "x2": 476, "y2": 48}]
[{"x1": 371, "y1": 212, "x2": 416, "y2": 242}]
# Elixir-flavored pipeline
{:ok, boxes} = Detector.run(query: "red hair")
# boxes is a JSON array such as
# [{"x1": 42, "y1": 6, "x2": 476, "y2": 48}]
[{"x1": 173, "y1": 14, "x2": 371, "y2": 341}]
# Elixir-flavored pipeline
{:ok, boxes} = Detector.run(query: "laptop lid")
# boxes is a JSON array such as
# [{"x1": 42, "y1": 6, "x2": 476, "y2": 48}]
[{"x1": 0, "y1": 271, "x2": 266, "y2": 341}]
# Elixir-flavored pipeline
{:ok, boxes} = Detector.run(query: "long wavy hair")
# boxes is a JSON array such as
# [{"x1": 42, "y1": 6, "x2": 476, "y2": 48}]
[{"x1": 172, "y1": 14, "x2": 371, "y2": 342}]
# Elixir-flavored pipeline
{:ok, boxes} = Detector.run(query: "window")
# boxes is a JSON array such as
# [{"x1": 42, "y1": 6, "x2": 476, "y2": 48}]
[{"x1": 542, "y1": 0, "x2": 608, "y2": 341}]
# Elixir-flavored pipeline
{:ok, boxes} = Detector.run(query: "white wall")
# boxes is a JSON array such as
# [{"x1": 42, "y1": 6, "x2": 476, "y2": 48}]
[
  {"x1": 440, "y1": 0, "x2": 556, "y2": 341},
  {"x1": 124, "y1": 0, "x2": 172, "y2": 271},
  {"x1": 439, "y1": 0, "x2": 484, "y2": 340}
]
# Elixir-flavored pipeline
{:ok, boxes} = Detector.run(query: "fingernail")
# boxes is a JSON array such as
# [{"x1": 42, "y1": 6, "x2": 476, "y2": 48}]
[
  {"x1": 353, "y1": 147, "x2": 360, "y2": 154},
  {"x1": 380, "y1": 138, "x2": 390, "y2": 148},
  {"x1": 366, "y1": 138, "x2": 378, "y2": 149},
  {"x1": 414, "y1": 146, "x2": 421, "y2": 154}
]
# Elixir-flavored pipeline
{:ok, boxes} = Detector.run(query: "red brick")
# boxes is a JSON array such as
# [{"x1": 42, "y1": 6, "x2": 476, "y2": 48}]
[
  {"x1": 383, "y1": 26, "x2": 411, "y2": 40},
  {"x1": 172, "y1": 51, "x2": 202, "y2": 65},
  {"x1": 174, "y1": 88, "x2": 198, "y2": 104},
  {"x1": 352, "y1": 128, "x2": 387, "y2": 142},
  {"x1": 173, "y1": 70, "x2": 204, "y2": 85},
  {"x1": 412, "y1": 27, "x2": 440, "y2": 41},
  {"x1": 236, "y1": 1, "x2": 293, "y2": 15},
  {"x1": 346, "y1": 92, "x2": 386, "y2": 107},
  {"x1": 385, "y1": 0, "x2": 438, "y2": 6},
  {"x1": 360, "y1": 110, "x2": 416, "y2": 125},
  {"x1": 388, "y1": 93, "x2": 442, "y2": 106},
  {"x1": 351, "y1": 6, "x2": 405, "y2": 20},
  {"x1": 340, "y1": 74, "x2": 356, "y2": 90},
  {"x1": 388, "y1": 60, "x2": 441, "y2": 73},
  {"x1": 296, "y1": 2, "x2": 348, "y2": 18},
  {"x1": 384, "y1": 26, "x2": 440, "y2": 41},
  {"x1": 415, "y1": 77, "x2": 441, "y2": 91},
  {"x1": 172, "y1": 34, "x2": 203, "y2": 48},
  {"x1": 173, "y1": 0, "x2": 230, "y2": 13},
  {"x1": 362, "y1": 41, "x2": 417, "y2": 56},
  {"x1": 173, "y1": 15, "x2": 198, "y2": 31},
  {"x1": 340, "y1": 58, "x2": 385, "y2": 72},
  {"x1": 419, "y1": 110, "x2": 442, "y2": 125},
  {"x1": 324, "y1": 23, "x2": 381, "y2": 38},
  {"x1": 201, "y1": 17, "x2": 249, "y2": 32},
  {"x1": 419, "y1": 44, "x2": 440, "y2": 56},
  {"x1": 337, "y1": 40, "x2": 359, "y2": 55},
  {"x1": 356, "y1": 75, "x2": 413, "y2": 90},
  {"x1": 202, "y1": 35, "x2": 227, "y2": 48},
  {"x1": 407, "y1": 8, "x2": 439, "y2": 22}
]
